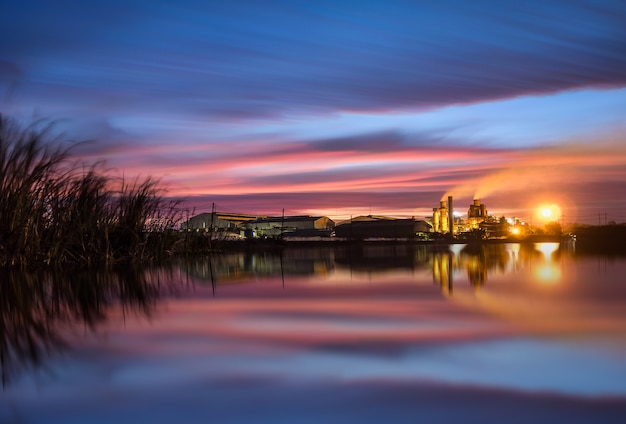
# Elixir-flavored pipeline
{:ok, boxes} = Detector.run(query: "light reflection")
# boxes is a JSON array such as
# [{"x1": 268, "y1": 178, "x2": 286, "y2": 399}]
[
  {"x1": 536, "y1": 242, "x2": 560, "y2": 261},
  {"x1": 4, "y1": 244, "x2": 626, "y2": 424},
  {"x1": 180, "y1": 243, "x2": 572, "y2": 294},
  {"x1": 534, "y1": 243, "x2": 561, "y2": 284}
]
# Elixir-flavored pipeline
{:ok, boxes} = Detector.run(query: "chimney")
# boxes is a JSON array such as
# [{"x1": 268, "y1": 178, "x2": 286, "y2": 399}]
[{"x1": 448, "y1": 195, "x2": 454, "y2": 234}]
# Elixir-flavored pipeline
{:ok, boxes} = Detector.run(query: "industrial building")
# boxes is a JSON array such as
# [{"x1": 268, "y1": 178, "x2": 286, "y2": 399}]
[
  {"x1": 432, "y1": 196, "x2": 454, "y2": 234},
  {"x1": 467, "y1": 199, "x2": 488, "y2": 230},
  {"x1": 182, "y1": 212, "x2": 335, "y2": 239},
  {"x1": 334, "y1": 216, "x2": 432, "y2": 240},
  {"x1": 181, "y1": 212, "x2": 257, "y2": 233},
  {"x1": 432, "y1": 197, "x2": 494, "y2": 235},
  {"x1": 244, "y1": 216, "x2": 335, "y2": 238}
]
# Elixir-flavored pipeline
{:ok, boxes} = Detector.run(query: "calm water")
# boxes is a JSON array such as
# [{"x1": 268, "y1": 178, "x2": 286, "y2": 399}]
[{"x1": 2, "y1": 243, "x2": 626, "y2": 423}]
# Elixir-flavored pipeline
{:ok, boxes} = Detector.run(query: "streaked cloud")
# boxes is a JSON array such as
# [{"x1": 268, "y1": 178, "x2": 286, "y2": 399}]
[{"x1": 2, "y1": 0, "x2": 626, "y2": 222}]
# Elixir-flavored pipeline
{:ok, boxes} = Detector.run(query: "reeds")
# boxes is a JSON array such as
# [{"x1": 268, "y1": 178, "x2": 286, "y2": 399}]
[{"x1": 0, "y1": 115, "x2": 184, "y2": 267}]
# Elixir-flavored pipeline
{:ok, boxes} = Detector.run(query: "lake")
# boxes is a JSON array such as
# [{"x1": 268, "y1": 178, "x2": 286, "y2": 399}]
[{"x1": 2, "y1": 242, "x2": 626, "y2": 423}]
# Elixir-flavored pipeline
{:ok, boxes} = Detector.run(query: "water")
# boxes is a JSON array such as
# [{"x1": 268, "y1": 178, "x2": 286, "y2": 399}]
[{"x1": 2, "y1": 243, "x2": 626, "y2": 423}]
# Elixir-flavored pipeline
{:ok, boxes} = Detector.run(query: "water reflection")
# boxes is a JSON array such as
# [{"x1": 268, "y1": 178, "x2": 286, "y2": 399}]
[
  {"x1": 1, "y1": 243, "x2": 576, "y2": 386},
  {"x1": 3, "y1": 243, "x2": 626, "y2": 423},
  {"x1": 182, "y1": 243, "x2": 568, "y2": 294},
  {"x1": 184, "y1": 245, "x2": 441, "y2": 287},
  {"x1": 0, "y1": 266, "x2": 178, "y2": 386},
  {"x1": 534, "y1": 242, "x2": 561, "y2": 284},
  {"x1": 430, "y1": 242, "x2": 569, "y2": 293}
]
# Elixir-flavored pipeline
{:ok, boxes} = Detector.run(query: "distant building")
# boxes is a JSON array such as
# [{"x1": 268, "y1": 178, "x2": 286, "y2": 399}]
[
  {"x1": 467, "y1": 199, "x2": 488, "y2": 230},
  {"x1": 245, "y1": 216, "x2": 335, "y2": 238},
  {"x1": 433, "y1": 200, "x2": 450, "y2": 233},
  {"x1": 181, "y1": 212, "x2": 258, "y2": 234},
  {"x1": 334, "y1": 216, "x2": 432, "y2": 239}
]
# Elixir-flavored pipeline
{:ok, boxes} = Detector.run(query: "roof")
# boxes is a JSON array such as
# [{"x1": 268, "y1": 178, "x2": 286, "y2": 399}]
[{"x1": 250, "y1": 215, "x2": 328, "y2": 224}]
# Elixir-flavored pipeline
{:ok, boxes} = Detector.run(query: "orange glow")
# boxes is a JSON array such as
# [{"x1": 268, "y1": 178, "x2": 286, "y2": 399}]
[
  {"x1": 536, "y1": 204, "x2": 561, "y2": 222},
  {"x1": 534, "y1": 243, "x2": 561, "y2": 284}
]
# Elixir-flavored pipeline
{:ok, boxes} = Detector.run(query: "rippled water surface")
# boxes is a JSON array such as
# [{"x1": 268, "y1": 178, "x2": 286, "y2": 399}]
[{"x1": 2, "y1": 243, "x2": 626, "y2": 423}]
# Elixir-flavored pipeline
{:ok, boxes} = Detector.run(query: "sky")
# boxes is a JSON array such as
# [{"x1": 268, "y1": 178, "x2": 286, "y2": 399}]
[{"x1": 1, "y1": 0, "x2": 626, "y2": 224}]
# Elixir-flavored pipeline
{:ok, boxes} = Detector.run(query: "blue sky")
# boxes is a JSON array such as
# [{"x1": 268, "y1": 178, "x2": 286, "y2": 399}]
[{"x1": 1, "y1": 0, "x2": 625, "y2": 222}]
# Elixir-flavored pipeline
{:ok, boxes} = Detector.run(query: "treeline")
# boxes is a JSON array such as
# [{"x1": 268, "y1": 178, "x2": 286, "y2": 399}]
[
  {"x1": 0, "y1": 116, "x2": 185, "y2": 267},
  {"x1": 570, "y1": 224, "x2": 626, "y2": 254}
]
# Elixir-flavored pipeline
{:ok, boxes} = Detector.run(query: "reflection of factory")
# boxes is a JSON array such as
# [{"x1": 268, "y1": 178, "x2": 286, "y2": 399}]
[
  {"x1": 432, "y1": 243, "x2": 541, "y2": 293},
  {"x1": 184, "y1": 248, "x2": 336, "y2": 283},
  {"x1": 333, "y1": 244, "x2": 432, "y2": 271}
]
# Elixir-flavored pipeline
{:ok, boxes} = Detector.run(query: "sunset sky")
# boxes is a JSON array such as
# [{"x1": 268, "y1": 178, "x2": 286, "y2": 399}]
[{"x1": 2, "y1": 0, "x2": 625, "y2": 223}]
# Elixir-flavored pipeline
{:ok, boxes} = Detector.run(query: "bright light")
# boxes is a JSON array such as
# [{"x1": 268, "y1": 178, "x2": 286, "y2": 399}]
[
  {"x1": 537, "y1": 204, "x2": 562, "y2": 222},
  {"x1": 535, "y1": 264, "x2": 561, "y2": 283},
  {"x1": 510, "y1": 227, "x2": 520, "y2": 235},
  {"x1": 534, "y1": 243, "x2": 561, "y2": 284},
  {"x1": 536, "y1": 242, "x2": 559, "y2": 261}
]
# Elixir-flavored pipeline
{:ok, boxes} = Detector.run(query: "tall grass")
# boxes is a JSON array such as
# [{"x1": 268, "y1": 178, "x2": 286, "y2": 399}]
[{"x1": 0, "y1": 115, "x2": 184, "y2": 267}]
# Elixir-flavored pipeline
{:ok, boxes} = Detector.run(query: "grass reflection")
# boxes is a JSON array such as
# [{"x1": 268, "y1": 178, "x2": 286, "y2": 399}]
[{"x1": 0, "y1": 266, "x2": 176, "y2": 387}]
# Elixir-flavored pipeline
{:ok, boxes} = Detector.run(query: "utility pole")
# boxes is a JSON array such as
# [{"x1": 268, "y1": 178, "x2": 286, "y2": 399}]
[
  {"x1": 280, "y1": 208, "x2": 285, "y2": 240},
  {"x1": 209, "y1": 202, "x2": 215, "y2": 250}
]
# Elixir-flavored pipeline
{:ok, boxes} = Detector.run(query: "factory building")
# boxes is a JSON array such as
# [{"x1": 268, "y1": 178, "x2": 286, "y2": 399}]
[
  {"x1": 433, "y1": 196, "x2": 455, "y2": 234},
  {"x1": 467, "y1": 199, "x2": 488, "y2": 230},
  {"x1": 244, "y1": 216, "x2": 335, "y2": 238},
  {"x1": 181, "y1": 212, "x2": 257, "y2": 233},
  {"x1": 334, "y1": 216, "x2": 432, "y2": 240}
]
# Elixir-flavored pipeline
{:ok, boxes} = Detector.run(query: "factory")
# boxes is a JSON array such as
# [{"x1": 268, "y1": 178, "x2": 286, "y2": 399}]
[
  {"x1": 180, "y1": 195, "x2": 523, "y2": 242},
  {"x1": 432, "y1": 196, "x2": 455, "y2": 234},
  {"x1": 432, "y1": 197, "x2": 491, "y2": 235},
  {"x1": 181, "y1": 212, "x2": 335, "y2": 239},
  {"x1": 467, "y1": 198, "x2": 489, "y2": 230},
  {"x1": 334, "y1": 216, "x2": 432, "y2": 240},
  {"x1": 244, "y1": 216, "x2": 335, "y2": 238}
]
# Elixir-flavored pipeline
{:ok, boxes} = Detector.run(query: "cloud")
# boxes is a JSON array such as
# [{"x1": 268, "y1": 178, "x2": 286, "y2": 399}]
[{"x1": 3, "y1": 1, "x2": 626, "y2": 120}]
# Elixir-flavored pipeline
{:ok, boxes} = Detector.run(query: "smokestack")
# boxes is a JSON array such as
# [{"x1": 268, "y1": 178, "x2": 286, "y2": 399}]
[{"x1": 448, "y1": 195, "x2": 454, "y2": 234}]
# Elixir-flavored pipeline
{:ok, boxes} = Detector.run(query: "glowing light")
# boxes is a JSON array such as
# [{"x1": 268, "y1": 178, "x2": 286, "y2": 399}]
[
  {"x1": 536, "y1": 204, "x2": 562, "y2": 222},
  {"x1": 535, "y1": 264, "x2": 561, "y2": 283},
  {"x1": 536, "y1": 242, "x2": 559, "y2": 261},
  {"x1": 510, "y1": 227, "x2": 520, "y2": 235},
  {"x1": 534, "y1": 243, "x2": 561, "y2": 284}
]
